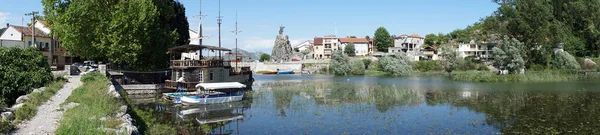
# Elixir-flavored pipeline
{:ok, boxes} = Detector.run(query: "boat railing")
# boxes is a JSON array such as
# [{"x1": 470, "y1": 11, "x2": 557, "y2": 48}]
[
  {"x1": 165, "y1": 80, "x2": 199, "y2": 91},
  {"x1": 170, "y1": 60, "x2": 231, "y2": 68}
]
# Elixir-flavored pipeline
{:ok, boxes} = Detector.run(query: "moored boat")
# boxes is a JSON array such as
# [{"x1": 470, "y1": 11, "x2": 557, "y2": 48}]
[
  {"x1": 262, "y1": 71, "x2": 278, "y2": 75},
  {"x1": 277, "y1": 70, "x2": 294, "y2": 74},
  {"x1": 180, "y1": 82, "x2": 246, "y2": 104}
]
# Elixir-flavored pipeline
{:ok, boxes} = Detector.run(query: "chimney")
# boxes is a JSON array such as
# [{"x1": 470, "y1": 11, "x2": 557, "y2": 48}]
[{"x1": 6, "y1": 23, "x2": 9, "y2": 28}]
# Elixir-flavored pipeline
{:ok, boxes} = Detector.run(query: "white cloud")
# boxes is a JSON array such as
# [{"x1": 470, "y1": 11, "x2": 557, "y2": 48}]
[
  {"x1": 0, "y1": 12, "x2": 7, "y2": 26},
  {"x1": 241, "y1": 36, "x2": 309, "y2": 53}
]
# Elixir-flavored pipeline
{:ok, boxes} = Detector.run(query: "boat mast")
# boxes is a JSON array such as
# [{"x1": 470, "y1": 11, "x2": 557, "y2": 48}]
[
  {"x1": 193, "y1": 0, "x2": 208, "y2": 58},
  {"x1": 231, "y1": 11, "x2": 242, "y2": 68},
  {"x1": 217, "y1": 0, "x2": 223, "y2": 59}
]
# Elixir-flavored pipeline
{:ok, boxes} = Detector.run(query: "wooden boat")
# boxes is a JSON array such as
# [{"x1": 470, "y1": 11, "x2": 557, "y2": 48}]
[
  {"x1": 277, "y1": 70, "x2": 294, "y2": 74},
  {"x1": 180, "y1": 82, "x2": 246, "y2": 104},
  {"x1": 262, "y1": 71, "x2": 278, "y2": 75}
]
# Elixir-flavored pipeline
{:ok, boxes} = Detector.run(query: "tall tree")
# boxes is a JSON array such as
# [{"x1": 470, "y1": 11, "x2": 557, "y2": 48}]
[
  {"x1": 344, "y1": 42, "x2": 355, "y2": 56},
  {"x1": 365, "y1": 35, "x2": 371, "y2": 41},
  {"x1": 374, "y1": 27, "x2": 392, "y2": 52},
  {"x1": 43, "y1": 0, "x2": 186, "y2": 71}
]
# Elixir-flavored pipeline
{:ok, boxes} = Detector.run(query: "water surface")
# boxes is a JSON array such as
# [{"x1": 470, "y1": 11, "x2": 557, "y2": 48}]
[{"x1": 141, "y1": 75, "x2": 600, "y2": 134}]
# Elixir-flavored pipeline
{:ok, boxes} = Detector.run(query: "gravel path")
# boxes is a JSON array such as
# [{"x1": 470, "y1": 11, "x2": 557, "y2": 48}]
[{"x1": 14, "y1": 76, "x2": 82, "y2": 135}]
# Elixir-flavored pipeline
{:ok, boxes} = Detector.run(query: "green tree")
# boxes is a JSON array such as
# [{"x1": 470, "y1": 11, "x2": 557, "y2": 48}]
[
  {"x1": 440, "y1": 43, "x2": 459, "y2": 76},
  {"x1": 424, "y1": 33, "x2": 438, "y2": 46},
  {"x1": 344, "y1": 42, "x2": 355, "y2": 56},
  {"x1": 492, "y1": 37, "x2": 525, "y2": 74},
  {"x1": 347, "y1": 36, "x2": 357, "y2": 38},
  {"x1": 330, "y1": 50, "x2": 351, "y2": 76},
  {"x1": 0, "y1": 47, "x2": 52, "y2": 107},
  {"x1": 365, "y1": 35, "x2": 371, "y2": 41},
  {"x1": 374, "y1": 27, "x2": 392, "y2": 52},
  {"x1": 43, "y1": 0, "x2": 187, "y2": 71},
  {"x1": 259, "y1": 54, "x2": 270, "y2": 62}
]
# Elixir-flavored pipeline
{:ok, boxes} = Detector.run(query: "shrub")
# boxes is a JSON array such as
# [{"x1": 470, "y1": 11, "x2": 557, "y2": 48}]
[
  {"x1": 378, "y1": 52, "x2": 413, "y2": 76},
  {"x1": 552, "y1": 51, "x2": 581, "y2": 72},
  {"x1": 80, "y1": 72, "x2": 106, "y2": 83},
  {"x1": 413, "y1": 60, "x2": 442, "y2": 72},
  {"x1": 529, "y1": 64, "x2": 548, "y2": 71},
  {"x1": 0, "y1": 120, "x2": 15, "y2": 133},
  {"x1": 330, "y1": 50, "x2": 351, "y2": 75},
  {"x1": 361, "y1": 59, "x2": 372, "y2": 69},
  {"x1": 582, "y1": 59, "x2": 597, "y2": 71},
  {"x1": 0, "y1": 47, "x2": 52, "y2": 107},
  {"x1": 349, "y1": 60, "x2": 365, "y2": 75},
  {"x1": 14, "y1": 103, "x2": 37, "y2": 121},
  {"x1": 491, "y1": 37, "x2": 525, "y2": 74}
]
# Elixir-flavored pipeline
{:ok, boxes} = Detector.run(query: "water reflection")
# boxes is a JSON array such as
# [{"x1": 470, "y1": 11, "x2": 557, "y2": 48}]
[{"x1": 141, "y1": 76, "x2": 600, "y2": 134}]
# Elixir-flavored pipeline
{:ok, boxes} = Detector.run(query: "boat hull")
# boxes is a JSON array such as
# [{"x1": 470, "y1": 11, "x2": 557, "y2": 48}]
[
  {"x1": 262, "y1": 71, "x2": 277, "y2": 75},
  {"x1": 181, "y1": 95, "x2": 243, "y2": 104},
  {"x1": 277, "y1": 70, "x2": 294, "y2": 74}
]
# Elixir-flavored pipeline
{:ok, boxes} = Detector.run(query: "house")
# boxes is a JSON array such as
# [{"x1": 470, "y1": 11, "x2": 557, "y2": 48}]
[
  {"x1": 293, "y1": 40, "x2": 313, "y2": 52},
  {"x1": 338, "y1": 38, "x2": 370, "y2": 56},
  {"x1": 421, "y1": 46, "x2": 439, "y2": 60},
  {"x1": 387, "y1": 34, "x2": 424, "y2": 61},
  {"x1": 456, "y1": 40, "x2": 495, "y2": 59},
  {"x1": 389, "y1": 34, "x2": 424, "y2": 53},
  {"x1": 312, "y1": 35, "x2": 339, "y2": 59},
  {"x1": 0, "y1": 21, "x2": 73, "y2": 70}
]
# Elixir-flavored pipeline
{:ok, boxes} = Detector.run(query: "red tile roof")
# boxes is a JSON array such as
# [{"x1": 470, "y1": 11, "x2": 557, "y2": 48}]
[
  {"x1": 38, "y1": 20, "x2": 47, "y2": 26},
  {"x1": 11, "y1": 25, "x2": 50, "y2": 38},
  {"x1": 410, "y1": 34, "x2": 423, "y2": 38},
  {"x1": 339, "y1": 38, "x2": 369, "y2": 43},
  {"x1": 314, "y1": 37, "x2": 323, "y2": 45}
]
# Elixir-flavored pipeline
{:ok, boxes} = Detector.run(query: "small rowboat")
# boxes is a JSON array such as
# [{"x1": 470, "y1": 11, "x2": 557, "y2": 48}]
[
  {"x1": 277, "y1": 70, "x2": 294, "y2": 74},
  {"x1": 262, "y1": 71, "x2": 278, "y2": 75}
]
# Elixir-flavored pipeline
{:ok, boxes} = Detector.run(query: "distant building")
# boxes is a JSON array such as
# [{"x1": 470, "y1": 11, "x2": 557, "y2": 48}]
[
  {"x1": 338, "y1": 38, "x2": 370, "y2": 56},
  {"x1": 313, "y1": 35, "x2": 339, "y2": 59},
  {"x1": 387, "y1": 34, "x2": 424, "y2": 61},
  {"x1": 421, "y1": 46, "x2": 439, "y2": 60},
  {"x1": 293, "y1": 40, "x2": 313, "y2": 52},
  {"x1": 0, "y1": 21, "x2": 74, "y2": 70},
  {"x1": 456, "y1": 40, "x2": 495, "y2": 59}
]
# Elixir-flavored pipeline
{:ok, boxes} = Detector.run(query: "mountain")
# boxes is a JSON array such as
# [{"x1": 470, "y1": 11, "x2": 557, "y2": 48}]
[{"x1": 227, "y1": 48, "x2": 267, "y2": 62}]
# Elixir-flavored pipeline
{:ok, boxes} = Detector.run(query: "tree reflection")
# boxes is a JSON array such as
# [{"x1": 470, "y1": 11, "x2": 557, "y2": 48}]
[{"x1": 426, "y1": 90, "x2": 600, "y2": 134}]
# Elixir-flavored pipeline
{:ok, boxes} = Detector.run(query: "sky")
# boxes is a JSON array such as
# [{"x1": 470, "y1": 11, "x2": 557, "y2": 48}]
[{"x1": 0, "y1": 0, "x2": 499, "y2": 53}]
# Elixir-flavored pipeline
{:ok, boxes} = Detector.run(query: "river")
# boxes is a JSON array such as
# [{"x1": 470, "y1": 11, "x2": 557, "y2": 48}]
[{"x1": 140, "y1": 75, "x2": 600, "y2": 134}]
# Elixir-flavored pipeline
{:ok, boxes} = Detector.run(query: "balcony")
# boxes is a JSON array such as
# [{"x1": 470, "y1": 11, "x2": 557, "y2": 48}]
[
  {"x1": 170, "y1": 60, "x2": 231, "y2": 69},
  {"x1": 324, "y1": 48, "x2": 332, "y2": 54}
]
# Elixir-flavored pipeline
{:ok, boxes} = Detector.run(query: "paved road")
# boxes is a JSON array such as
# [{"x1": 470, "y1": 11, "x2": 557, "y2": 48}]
[{"x1": 14, "y1": 76, "x2": 82, "y2": 135}]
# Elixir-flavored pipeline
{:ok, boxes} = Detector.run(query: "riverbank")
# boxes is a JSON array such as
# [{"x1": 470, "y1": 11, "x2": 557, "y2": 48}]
[
  {"x1": 453, "y1": 70, "x2": 600, "y2": 82},
  {"x1": 55, "y1": 73, "x2": 134, "y2": 134}
]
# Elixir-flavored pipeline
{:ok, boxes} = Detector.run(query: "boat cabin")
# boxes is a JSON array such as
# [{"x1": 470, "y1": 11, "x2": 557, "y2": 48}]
[{"x1": 165, "y1": 45, "x2": 253, "y2": 91}]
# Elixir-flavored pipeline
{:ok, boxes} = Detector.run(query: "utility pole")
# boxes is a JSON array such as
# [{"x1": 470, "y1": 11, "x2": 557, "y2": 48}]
[
  {"x1": 231, "y1": 11, "x2": 242, "y2": 68},
  {"x1": 25, "y1": 11, "x2": 38, "y2": 49},
  {"x1": 217, "y1": 0, "x2": 223, "y2": 59}
]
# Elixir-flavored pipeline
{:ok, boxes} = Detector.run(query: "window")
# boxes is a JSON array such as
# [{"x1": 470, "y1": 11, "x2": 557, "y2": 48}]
[
  {"x1": 45, "y1": 43, "x2": 49, "y2": 49},
  {"x1": 28, "y1": 41, "x2": 32, "y2": 46},
  {"x1": 198, "y1": 71, "x2": 203, "y2": 82},
  {"x1": 209, "y1": 72, "x2": 213, "y2": 80}
]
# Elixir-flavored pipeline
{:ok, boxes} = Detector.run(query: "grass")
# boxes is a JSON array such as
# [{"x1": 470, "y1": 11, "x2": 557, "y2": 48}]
[
  {"x1": 55, "y1": 73, "x2": 125, "y2": 134},
  {"x1": 453, "y1": 70, "x2": 600, "y2": 82},
  {"x1": 14, "y1": 80, "x2": 66, "y2": 121}
]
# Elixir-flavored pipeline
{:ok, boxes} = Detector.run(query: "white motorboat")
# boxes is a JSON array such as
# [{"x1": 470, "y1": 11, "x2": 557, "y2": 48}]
[{"x1": 180, "y1": 82, "x2": 246, "y2": 104}]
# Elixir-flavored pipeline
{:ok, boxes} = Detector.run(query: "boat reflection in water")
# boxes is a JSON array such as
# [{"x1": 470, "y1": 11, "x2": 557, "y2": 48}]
[{"x1": 179, "y1": 102, "x2": 249, "y2": 135}]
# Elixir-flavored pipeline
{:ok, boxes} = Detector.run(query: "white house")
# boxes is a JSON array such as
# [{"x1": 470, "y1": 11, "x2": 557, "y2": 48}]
[
  {"x1": 293, "y1": 40, "x2": 313, "y2": 52},
  {"x1": 456, "y1": 40, "x2": 495, "y2": 58},
  {"x1": 339, "y1": 38, "x2": 370, "y2": 56},
  {"x1": 387, "y1": 34, "x2": 424, "y2": 61}
]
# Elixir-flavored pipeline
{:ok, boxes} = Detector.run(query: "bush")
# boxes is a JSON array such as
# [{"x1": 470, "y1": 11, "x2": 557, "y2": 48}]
[
  {"x1": 80, "y1": 72, "x2": 106, "y2": 83},
  {"x1": 330, "y1": 50, "x2": 351, "y2": 75},
  {"x1": 378, "y1": 53, "x2": 413, "y2": 76},
  {"x1": 491, "y1": 37, "x2": 525, "y2": 74},
  {"x1": 0, "y1": 47, "x2": 52, "y2": 107},
  {"x1": 413, "y1": 60, "x2": 443, "y2": 72},
  {"x1": 0, "y1": 120, "x2": 15, "y2": 133},
  {"x1": 529, "y1": 64, "x2": 548, "y2": 71},
  {"x1": 361, "y1": 59, "x2": 372, "y2": 69},
  {"x1": 552, "y1": 51, "x2": 581, "y2": 72},
  {"x1": 349, "y1": 60, "x2": 365, "y2": 75}
]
